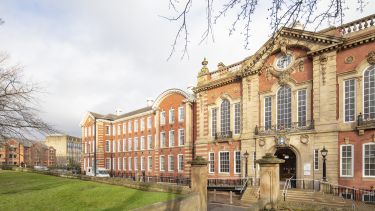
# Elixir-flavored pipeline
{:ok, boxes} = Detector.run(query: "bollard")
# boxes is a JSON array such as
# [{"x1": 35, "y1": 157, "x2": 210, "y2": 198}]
[
  {"x1": 230, "y1": 191, "x2": 233, "y2": 204},
  {"x1": 214, "y1": 189, "x2": 216, "y2": 201}
]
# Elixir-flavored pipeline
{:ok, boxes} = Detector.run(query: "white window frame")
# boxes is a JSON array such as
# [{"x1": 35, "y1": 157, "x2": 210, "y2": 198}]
[
  {"x1": 169, "y1": 130, "x2": 174, "y2": 147},
  {"x1": 123, "y1": 157, "x2": 126, "y2": 170},
  {"x1": 105, "y1": 125, "x2": 110, "y2": 135},
  {"x1": 168, "y1": 155, "x2": 174, "y2": 172},
  {"x1": 123, "y1": 123, "x2": 126, "y2": 135},
  {"x1": 160, "y1": 111, "x2": 166, "y2": 125},
  {"x1": 105, "y1": 158, "x2": 111, "y2": 170},
  {"x1": 160, "y1": 156, "x2": 165, "y2": 171},
  {"x1": 105, "y1": 140, "x2": 110, "y2": 152},
  {"x1": 148, "y1": 156, "x2": 152, "y2": 171},
  {"x1": 134, "y1": 119, "x2": 138, "y2": 132},
  {"x1": 178, "y1": 106, "x2": 184, "y2": 122},
  {"x1": 147, "y1": 135, "x2": 152, "y2": 150},
  {"x1": 128, "y1": 138, "x2": 132, "y2": 151},
  {"x1": 128, "y1": 157, "x2": 132, "y2": 170},
  {"x1": 141, "y1": 118, "x2": 145, "y2": 131},
  {"x1": 169, "y1": 109, "x2": 175, "y2": 124},
  {"x1": 134, "y1": 157, "x2": 138, "y2": 171},
  {"x1": 147, "y1": 116, "x2": 152, "y2": 129},
  {"x1": 363, "y1": 143, "x2": 375, "y2": 178},
  {"x1": 134, "y1": 137, "x2": 138, "y2": 151},
  {"x1": 178, "y1": 154, "x2": 184, "y2": 172},
  {"x1": 140, "y1": 136, "x2": 145, "y2": 150},
  {"x1": 343, "y1": 79, "x2": 356, "y2": 123},
  {"x1": 178, "y1": 129, "x2": 185, "y2": 146},
  {"x1": 128, "y1": 121, "x2": 132, "y2": 133},
  {"x1": 141, "y1": 156, "x2": 145, "y2": 171},
  {"x1": 234, "y1": 103, "x2": 241, "y2": 134},
  {"x1": 340, "y1": 144, "x2": 354, "y2": 177},
  {"x1": 209, "y1": 152, "x2": 215, "y2": 174},
  {"x1": 234, "y1": 151, "x2": 241, "y2": 174},
  {"x1": 112, "y1": 141, "x2": 116, "y2": 152},
  {"x1": 219, "y1": 151, "x2": 230, "y2": 174},
  {"x1": 264, "y1": 96, "x2": 272, "y2": 130},
  {"x1": 117, "y1": 124, "x2": 121, "y2": 136},
  {"x1": 118, "y1": 140, "x2": 121, "y2": 152},
  {"x1": 123, "y1": 139, "x2": 126, "y2": 152},
  {"x1": 118, "y1": 157, "x2": 121, "y2": 170}
]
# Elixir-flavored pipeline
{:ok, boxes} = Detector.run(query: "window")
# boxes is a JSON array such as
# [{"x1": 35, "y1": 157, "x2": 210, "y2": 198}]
[
  {"x1": 128, "y1": 157, "x2": 132, "y2": 170},
  {"x1": 160, "y1": 156, "x2": 165, "y2": 171},
  {"x1": 147, "y1": 135, "x2": 152, "y2": 149},
  {"x1": 264, "y1": 97, "x2": 272, "y2": 130},
  {"x1": 297, "y1": 89, "x2": 307, "y2": 127},
  {"x1": 134, "y1": 157, "x2": 138, "y2": 171},
  {"x1": 209, "y1": 152, "x2": 215, "y2": 173},
  {"x1": 341, "y1": 145, "x2": 353, "y2": 177},
  {"x1": 168, "y1": 155, "x2": 174, "y2": 171},
  {"x1": 234, "y1": 103, "x2": 241, "y2": 134},
  {"x1": 211, "y1": 108, "x2": 217, "y2": 137},
  {"x1": 178, "y1": 106, "x2": 185, "y2": 122},
  {"x1": 112, "y1": 125, "x2": 115, "y2": 136},
  {"x1": 147, "y1": 116, "x2": 152, "y2": 129},
  {"x1": 105, "y1": 126, "x2": 110, "y2": 135},
  {"x1": 134, "y1": 137, "x2": 138, "y2": 151},
  {"x1": 128, "y1": 121, "x2": 132, "y2": 133},
  {"x1": 117, "y1": 124, "x2": 121, "y2": 135},
  {"x1": 140, "y1": 136, "x2": 145, "y2": 150},
  {"x1": 134, "y1": 120, "x2": 138, "y2": 132},
  {"x1": 220, "y1": 100, "x2": 230, "y2": 135},
  {"x1": 141, "y1": 157, "x2": 145, "y2": 171},
  {"x1": 219, "y1": 152, "x2": 230, "y2": 173},
  {"x1": 363, "y1": 143, "x2": 375, "y2": 177},
  {"x1": 112, "y1": 141, "x2": 116, "y2": 152},
  {"x1": 169, "y1": 130, "x2": 174, "y2": 147},
  {"x1": 128, "y1": 138, "x2": 132, "y2": 151},
  {"x1": 123, "y1": 123, "x2": 126, "y2": 134},
  {"x1": 112, "y1": 158, "x2": 115, "y2": 170},
  {"x1": 169, "y1": 109, "x2": 175, "y2": 124},
  {"x1": 178, "y1": 129, "x2": 185, "y2": 146},
  {"x1": 105, "y1": 158, "x2": 111, "y2": 169},
  {"x1": 148, "y1": 156, "x2": 153, "y2": 171},
  {"x1": 160, "y1": 132, "x2": 166, "y2": 148},
  {"x1": 123, "y1": 157, "x2": 126, "y2": 170},
  {"x1": 277, "y1": 86, "x2": 292, "y2": 129},
  {"x1": 105, "y1": 140, "x2": 110, "y2": 152},
  {"x1": 141, "y1": 118, "x2": 145, "y2": 131},
  {"x1": 314, "y1": 149, "x2": 319, "y2": 170},
  {"x1": 118, "y1": 157, "x2": 121, "y2": 170},
  {"x1": 364, "y1": 65, "x2": 375, "y2": 119},
  {"x1": 235, "y1": 151, "x2": 241, "y2": 174},
  {"x1": 161, "y1": 111, "x2": 166, "y2": 125},
  {"x1": 178, "y1": 154, "x2": 184, "y2": 171},
  {"x1": 123, "y1": 139, "x2": 126, "y2": 152},
  {"x1": 276, "y1": 54, "x2": 292, "y2": 69},
  {"x1": 344, "y1": 79, "x2": 356, "y2": 122},
  {"x1": 118, "y1": 140, "x2": 121, "y2": 152}
]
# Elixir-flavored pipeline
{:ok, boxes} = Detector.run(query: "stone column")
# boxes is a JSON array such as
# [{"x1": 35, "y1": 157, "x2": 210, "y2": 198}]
[
  {"x1": 255, "y1": 153, "x2": 285, "y2": 210},
  {"x1": 189, "y1": 156, "x2": 208, "y2": 211}
]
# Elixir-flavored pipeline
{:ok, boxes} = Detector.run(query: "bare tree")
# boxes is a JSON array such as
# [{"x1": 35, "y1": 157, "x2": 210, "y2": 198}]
[
  {"x1": 0, "y1": 53, "x2": 55, "y2": 142},
  {"x1": 163, "y1": 0, "x2": 368, "y2": 59}
]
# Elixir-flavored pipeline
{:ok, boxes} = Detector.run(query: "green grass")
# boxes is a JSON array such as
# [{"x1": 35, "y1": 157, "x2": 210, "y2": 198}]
[{"x1": 0, "y1": 170, "x2": 177, "y2": 211}]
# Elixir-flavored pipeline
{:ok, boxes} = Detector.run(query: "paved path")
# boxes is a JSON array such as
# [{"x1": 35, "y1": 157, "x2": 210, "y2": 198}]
[{"x1": 208, "y1": 202, "x2": 250, "y2": 211}]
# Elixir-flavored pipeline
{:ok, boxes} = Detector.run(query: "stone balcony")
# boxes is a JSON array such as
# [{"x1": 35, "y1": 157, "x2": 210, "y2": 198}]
[
  {"x1": 356, "y1": 113, "x2": 375, "y2": 135},
  {"x1": 214, "y1": 131, "x2": 233, "y2": 142},
  {"x1": 255, "y1": 120, "x2": 315, "y2": 136}
]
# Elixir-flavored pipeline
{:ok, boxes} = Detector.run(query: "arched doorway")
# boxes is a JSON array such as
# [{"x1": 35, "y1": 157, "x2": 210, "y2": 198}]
[{"x1": 274, "y1": 147, "x2": 296, "y2": 181}]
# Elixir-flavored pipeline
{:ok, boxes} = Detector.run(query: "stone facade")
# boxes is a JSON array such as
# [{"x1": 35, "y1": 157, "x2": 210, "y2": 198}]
[{"x1": 44, "y1": 134, "x2": 81, "y2": 167}]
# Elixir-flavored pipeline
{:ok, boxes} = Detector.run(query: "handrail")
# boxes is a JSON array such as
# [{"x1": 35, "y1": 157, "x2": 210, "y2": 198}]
[
  {"x1": 282, "y1": 176, "x2": 294, "y2": 201},
  {"x1": 239, "y1": 177, "x2": 249, "y2": 194}
]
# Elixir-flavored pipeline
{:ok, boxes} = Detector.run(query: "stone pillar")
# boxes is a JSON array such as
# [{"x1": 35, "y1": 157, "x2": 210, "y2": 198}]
[
  {"x1": 189, "y1": 156, "x2": 208, "y2": 211},
  {"x1": 255, "y1": 153, "x2": 285, "y2": 210}
]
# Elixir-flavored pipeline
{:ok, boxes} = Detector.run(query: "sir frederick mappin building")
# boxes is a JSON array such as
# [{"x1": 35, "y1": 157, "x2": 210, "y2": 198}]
[{"x1": 81, "y1": 14, "x2": 375, "y2": 191}]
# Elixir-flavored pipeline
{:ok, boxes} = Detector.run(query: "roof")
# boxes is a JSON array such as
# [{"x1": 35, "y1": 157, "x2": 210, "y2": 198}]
[{"x1": 87, "y1": 106, "x2": 153, "y2": 122}]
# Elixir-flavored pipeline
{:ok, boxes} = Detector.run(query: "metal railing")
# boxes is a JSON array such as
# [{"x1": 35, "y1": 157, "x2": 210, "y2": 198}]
[
  {"x1": 239, "y1": 177, "x2": 249, "y2": 194},
  {"x1": 113, "y1": 173, "x2": 191, "y2": 186},
  {"x1": 208, "y1": 178, "x2": 247, "y2": 188},
  {"x1": 255, "y1": 120, "x2": 314, "y2": 136}
]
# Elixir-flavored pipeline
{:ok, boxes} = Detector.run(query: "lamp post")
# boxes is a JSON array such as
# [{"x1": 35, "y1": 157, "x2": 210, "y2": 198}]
[
  {"x1": 243, "y1": 150, "x2": 249, "y2": 178},
  {"x1": 320, "y1": 146, "x2": 328, "y2": 182}
]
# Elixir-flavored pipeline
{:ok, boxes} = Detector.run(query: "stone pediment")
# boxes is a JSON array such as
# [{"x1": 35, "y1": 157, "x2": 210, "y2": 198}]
[{"x1": 241, "y1": 27, "x2": 342, "y2": 75}]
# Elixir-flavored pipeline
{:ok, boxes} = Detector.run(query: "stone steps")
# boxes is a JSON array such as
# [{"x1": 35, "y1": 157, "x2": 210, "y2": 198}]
[{"x1": 240, "y1": 186, "x2": 259, "y2": 202}]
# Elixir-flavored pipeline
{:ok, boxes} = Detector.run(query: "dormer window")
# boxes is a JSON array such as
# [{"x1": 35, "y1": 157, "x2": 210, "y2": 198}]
[{"x1": 276, "y1": 54, "x2": 292, "y2": 69}]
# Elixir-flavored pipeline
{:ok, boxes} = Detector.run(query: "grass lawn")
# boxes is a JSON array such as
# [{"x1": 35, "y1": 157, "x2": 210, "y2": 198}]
[{"x1": 0, "y1": 170, "x2": 178, "y2": 211}]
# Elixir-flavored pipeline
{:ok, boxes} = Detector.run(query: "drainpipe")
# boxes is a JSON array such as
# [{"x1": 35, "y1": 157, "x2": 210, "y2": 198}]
[{"x1": 94, "y1": 117, "x2": 97, "y2": 177}]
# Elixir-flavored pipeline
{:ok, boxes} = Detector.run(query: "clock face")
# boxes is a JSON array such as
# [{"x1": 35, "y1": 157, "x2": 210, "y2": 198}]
[{"x1": 276, "y1": 54, "x2": 292, "y2": 69}]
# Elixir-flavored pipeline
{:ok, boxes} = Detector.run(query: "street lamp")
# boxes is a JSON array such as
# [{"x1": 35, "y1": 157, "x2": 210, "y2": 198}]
[
  {"x1": 320, "y1": 146, "x2": 328, "y2": 182},
  {"x1": 243, "y1": 150, "x2": 249, "y2": 178}
]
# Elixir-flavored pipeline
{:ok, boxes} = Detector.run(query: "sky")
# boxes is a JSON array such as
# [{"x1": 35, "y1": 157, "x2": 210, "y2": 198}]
[{"x1": 0, "y1": 1, "x2": 374, "y2": 137}]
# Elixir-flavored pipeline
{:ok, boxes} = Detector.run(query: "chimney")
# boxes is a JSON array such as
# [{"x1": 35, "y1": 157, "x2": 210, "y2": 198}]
[
  {"x1": 147, "y1": 98, "x2": 154, "y2": 107},
  {"x1": 115, "y1": 108, "x2": 123, "y2": 116}
]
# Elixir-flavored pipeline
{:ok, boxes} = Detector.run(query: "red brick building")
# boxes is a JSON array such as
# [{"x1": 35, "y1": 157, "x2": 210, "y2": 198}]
[{"x1": 80, "y1": 89, "x2": 194, "y2": 178}]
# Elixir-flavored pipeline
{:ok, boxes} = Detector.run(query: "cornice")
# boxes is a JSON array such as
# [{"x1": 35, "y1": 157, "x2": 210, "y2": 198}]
[{"x1": 193, "y1": 74, "x2": 241, "y2": 93}]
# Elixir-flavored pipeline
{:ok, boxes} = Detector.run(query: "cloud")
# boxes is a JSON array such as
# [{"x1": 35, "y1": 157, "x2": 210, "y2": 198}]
[{"x1": 0, "y1": 0, "x2": 374, "y2": 137}]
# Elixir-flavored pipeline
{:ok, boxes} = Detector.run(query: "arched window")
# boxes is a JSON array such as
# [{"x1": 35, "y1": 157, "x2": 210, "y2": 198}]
[
  {"x1": 220, "y1": 100, "x2": 230, "y2": 135},
  {"x1": 277, "y1": 86, "x2": 292, "y2": 129},
  {"x1": 364, "y1": 65, "x2": 375, "y2": 119}
]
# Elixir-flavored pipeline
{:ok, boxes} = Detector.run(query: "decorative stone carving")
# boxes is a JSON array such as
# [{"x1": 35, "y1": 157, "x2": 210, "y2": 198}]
[
  {"x1": 264, "y1": 57, "x2": 304, "y2": 84},
  {"x1": 300, "y1": 134, "x2": 309, "y2": 144},
  {"x1": 259, "y1": 138, "x2": 265, "y2": 147},
  {"x1": 274, "y1": 134, "x2": 290, "y2": 146},
  {"x1": 319, "y1": 55, "x2": 328, "y2": 85},
  {"x1": 279, "y1": 39, "x2": 288, "y2": 55},
  {"x1": 217, "y1": 62, "x2": 225, "y2": 69},
  {"x1": 367, "y1": 51, "x2": 375, "y2": 65},
  {"x1": 198, "y1": 58, "x2": 209, "y2": 76},
  {"x1": 298, "y1": 59, "x2": 304, "y2": 72},
  {"x1": 345, "y1": 56, "x2": 354, "y2": 64}
]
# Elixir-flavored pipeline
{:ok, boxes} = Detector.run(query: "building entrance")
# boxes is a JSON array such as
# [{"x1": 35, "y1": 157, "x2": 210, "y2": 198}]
[{"x1": 274, "y1": 147, "x2": 296, "y2": 181}]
